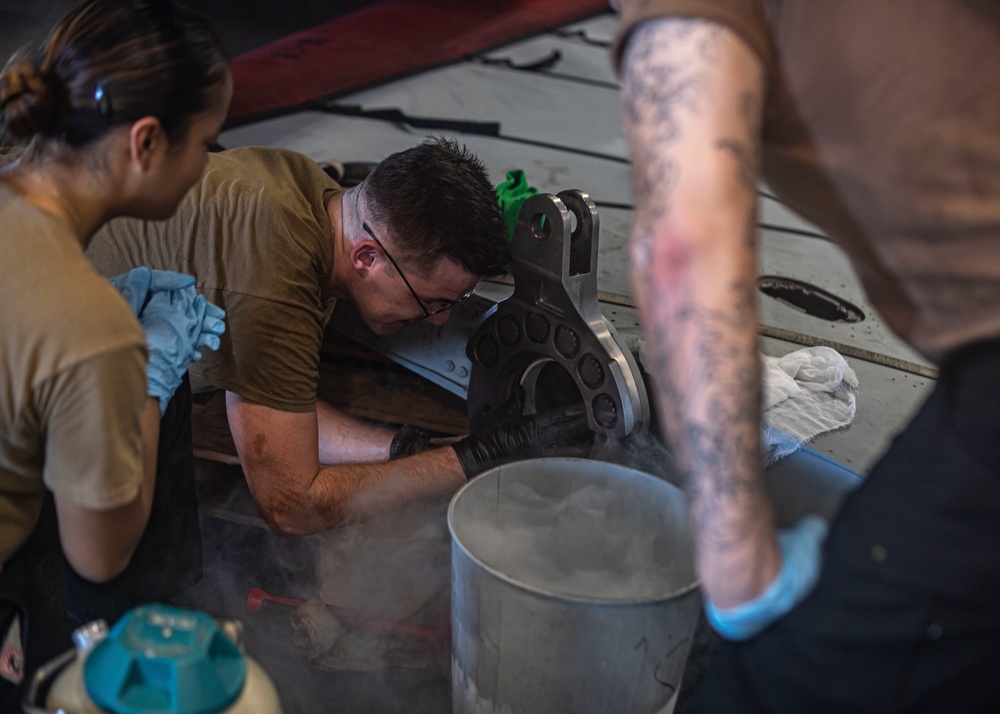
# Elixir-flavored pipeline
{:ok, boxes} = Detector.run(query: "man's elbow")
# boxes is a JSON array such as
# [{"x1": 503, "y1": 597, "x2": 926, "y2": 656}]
[
  {"x1": 251, "y1": 491, "x2": 307, "y2": 535},
  {"x1": 243, "y1": 463, "x2": 322, "y2": 535},
  {"x1": 632, "y1": 206, "x2": 748, "y2": 284},
  {"x1": 257, "y1": 504, "x2": 312, "y2": 536},
  {"x1": 243, "y1": 458, "x2": 356, "y2": 535},
  {"x1": 254, "y1": 492, "x2": 347, "y2": 536}
]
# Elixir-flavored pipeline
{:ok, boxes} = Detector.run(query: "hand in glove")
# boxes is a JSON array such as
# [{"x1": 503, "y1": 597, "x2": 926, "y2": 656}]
[
  {"x1": 109, "y1": 266, "x2": 196, "y2": 317},
  {"x1": 188, "y1": 295, "x2": 226, "y2": 362},
  {"x1": 389, "y1": 424, "x2": 435, "y2": 459},
  {"x1": 139, "y1": 288, "x2": 226, "y2": 414},
  {"x1": 452, "y1": 386, "x2": 593, "y2": 478}
]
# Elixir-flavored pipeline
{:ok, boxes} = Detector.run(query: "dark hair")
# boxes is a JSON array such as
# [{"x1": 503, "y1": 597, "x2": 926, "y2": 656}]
[
  {"x1": 0, "y1": 0, "x2": 229, "y2": 147},
  {"x1": 363, "y1": 137, "x2": 509, "y2": 277}
]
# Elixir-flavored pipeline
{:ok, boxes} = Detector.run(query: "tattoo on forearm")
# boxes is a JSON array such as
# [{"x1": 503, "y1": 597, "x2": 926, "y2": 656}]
[
  {"x1": 650, "y1": 281, "x2": 764, "y2": 550},
  {"x1": 623, "y1": 22, "x2": 767, "y2": 552}
]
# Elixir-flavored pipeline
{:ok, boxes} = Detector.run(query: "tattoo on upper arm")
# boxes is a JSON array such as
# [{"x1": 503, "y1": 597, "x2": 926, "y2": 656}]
[{"x1": 621, "y1": 21, "x2": 722, "y2": 224}]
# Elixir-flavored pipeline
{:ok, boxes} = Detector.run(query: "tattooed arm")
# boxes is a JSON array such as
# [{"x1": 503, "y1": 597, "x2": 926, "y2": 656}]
[{"x1": 621, "y1": 18, "x2": 780, "y2": 609}]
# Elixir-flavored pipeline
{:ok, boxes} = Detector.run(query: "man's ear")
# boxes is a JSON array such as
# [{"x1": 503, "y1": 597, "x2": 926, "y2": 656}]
[
  {"x1": 350, "y1": 239, "x2": 381, "y2": 276},
  {"x1": 128, "y1": 116, "x2": 164, "y2": 171}
]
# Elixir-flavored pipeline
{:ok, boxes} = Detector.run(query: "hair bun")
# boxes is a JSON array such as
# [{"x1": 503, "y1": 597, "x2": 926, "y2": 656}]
[{"x1": 0, "y1": 57, "x2": 58, "y2": 140}]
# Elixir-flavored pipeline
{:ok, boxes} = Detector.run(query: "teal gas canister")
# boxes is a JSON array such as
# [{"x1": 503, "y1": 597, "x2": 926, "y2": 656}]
[{"x1": 28, "y1": 604, "x2": 283, "y2": 714}]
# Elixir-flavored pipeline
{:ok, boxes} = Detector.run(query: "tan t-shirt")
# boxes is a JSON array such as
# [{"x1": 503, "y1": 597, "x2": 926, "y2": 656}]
[
  {"x1": 614, "y1": 0, "x2": 1000, "y2": 362},
  {"x1": 88, "y1": 147, "x2": 341, "y2": 412},
  {"x1": 0, "y1": 183, "x2": 148, "y2": 566}
]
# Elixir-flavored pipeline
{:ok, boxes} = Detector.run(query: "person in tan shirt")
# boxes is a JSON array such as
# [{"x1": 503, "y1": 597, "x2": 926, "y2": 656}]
[
  {"x1": 614, "y1": 0, "x2": 1000, "y2": 710},
  {"x1": 0, "y1": 0, "x2": 230, "y2": 699},
  {"x1": 88, "y1": 138, "x2": 591, "y2": 536}
]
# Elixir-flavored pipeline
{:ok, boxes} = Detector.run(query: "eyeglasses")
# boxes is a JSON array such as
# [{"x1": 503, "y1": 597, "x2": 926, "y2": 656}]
[{"x1": 362, "y1": 222, "x2": 474, "y2": 320}]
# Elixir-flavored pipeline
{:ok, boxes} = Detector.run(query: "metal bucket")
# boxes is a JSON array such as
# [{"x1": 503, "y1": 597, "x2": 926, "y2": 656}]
[{"x1": 449, "y1": 458, "x2": 700, "y2": 714}]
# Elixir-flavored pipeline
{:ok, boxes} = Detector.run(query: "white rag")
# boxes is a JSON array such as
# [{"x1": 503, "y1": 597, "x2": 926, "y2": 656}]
[
  {"x1": 761, "y1": 346, "x2": 859, "y2": 464},
  {"x1": 635, "y1": 339, "x2": 859, "y2": 465}
]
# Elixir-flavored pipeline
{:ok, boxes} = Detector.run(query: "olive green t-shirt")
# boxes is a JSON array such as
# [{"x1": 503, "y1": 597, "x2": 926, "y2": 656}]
[
  {"x1": 614, "y1": 0, "x2": 1000, "y2": 362},
  {"x1": 0, "y1": 183, "x2": 148, "y2": 567},
  {"x1": 88, "y1": 147, "x2": 341, "y2": 412}
]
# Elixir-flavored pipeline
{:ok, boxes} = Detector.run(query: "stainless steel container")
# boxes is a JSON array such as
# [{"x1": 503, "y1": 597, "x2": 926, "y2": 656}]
[{"x1": 449, "y1": 458, "x2": 700, "y2": 714}]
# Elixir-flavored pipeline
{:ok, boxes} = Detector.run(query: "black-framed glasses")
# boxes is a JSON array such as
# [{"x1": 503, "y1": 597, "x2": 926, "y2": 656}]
[{"x1": 362, "y1": 222, "x2": 474, "y2": 320}]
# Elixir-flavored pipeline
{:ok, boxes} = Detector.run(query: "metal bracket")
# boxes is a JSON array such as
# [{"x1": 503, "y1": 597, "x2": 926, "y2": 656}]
[{"x1": 466, "y1": 190, "x2": 649, "y2": 439}]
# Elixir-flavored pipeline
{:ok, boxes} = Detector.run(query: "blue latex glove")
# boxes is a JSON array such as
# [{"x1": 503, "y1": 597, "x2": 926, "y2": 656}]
[
  {"x1": 704, "y1": 515, "x2": 828, "y2": 640},
  {"x1": 139, "y1": 288, "x2": 226, "y2": 414},
  {"x1": 188, "y1": 294, "x2": 226, "y2": 362},
  {"x1": 109, "y1": 267, "x2": 195, "y2": 317}
]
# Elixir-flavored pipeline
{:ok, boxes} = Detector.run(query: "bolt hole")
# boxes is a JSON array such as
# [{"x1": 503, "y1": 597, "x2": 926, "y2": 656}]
[{"x1": 530, "y1": 212, "x2": 551, "y2": 241}]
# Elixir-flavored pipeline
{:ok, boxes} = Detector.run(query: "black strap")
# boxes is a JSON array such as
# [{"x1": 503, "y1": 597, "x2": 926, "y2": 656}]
[
  {"x1": 549, "y1": 28, "x2": 611, "y2": 48},
  {"x1": 310, "y1": 103, "x2": 501, "y2": 137},
  {"x1": 474, "y1": 49, "x2": 563, "y2": 73}
]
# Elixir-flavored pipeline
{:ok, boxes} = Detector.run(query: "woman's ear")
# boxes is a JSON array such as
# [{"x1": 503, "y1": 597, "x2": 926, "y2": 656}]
[{"x1": 128, "y1": 116, "x2": 164, "y2": 171}]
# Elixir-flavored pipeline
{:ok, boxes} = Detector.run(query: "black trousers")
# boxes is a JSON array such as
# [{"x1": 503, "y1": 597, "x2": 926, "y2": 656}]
[
  {"x1": 682, "y1": 340, "x2": 1000, "y2": 713},
  {"x1": 0, "y1": 376, "x2": 202, "y2": 708}
]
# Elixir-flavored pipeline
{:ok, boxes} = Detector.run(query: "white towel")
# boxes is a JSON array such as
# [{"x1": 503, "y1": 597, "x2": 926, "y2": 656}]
[
  {"x1": 636, "y1": 339, "x2": 859, "y2": 465},
  {"x1": 762, "y1": 346, "x2": 859, "y2": 464}
]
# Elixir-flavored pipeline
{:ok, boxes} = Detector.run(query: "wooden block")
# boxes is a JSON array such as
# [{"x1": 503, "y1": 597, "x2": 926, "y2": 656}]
[{"x1": 317, "y1": 361, "x2": 469, "y2": 436}]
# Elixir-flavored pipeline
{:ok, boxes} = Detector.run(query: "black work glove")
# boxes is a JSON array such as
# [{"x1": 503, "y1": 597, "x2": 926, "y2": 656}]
[
  {"x1": 389, "y1": 424, "x2": 435, "y2": 459},
  {"x1": 453, "y1": 387, "x2": 594, "y2": 478}
]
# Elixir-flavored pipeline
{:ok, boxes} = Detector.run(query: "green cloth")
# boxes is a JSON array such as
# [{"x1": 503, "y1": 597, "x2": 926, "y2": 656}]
[{"x1": 495, "y1": 169, "x2": 539, "y2": 241}]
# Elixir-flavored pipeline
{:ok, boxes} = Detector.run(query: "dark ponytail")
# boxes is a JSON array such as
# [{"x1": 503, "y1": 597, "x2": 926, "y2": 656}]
[
  {"x1": 0, "y1": 58, "x2": 60, "y2": 140},
  {"x1": 0, "y1": 0, "x2": 229, "y2": 148}
]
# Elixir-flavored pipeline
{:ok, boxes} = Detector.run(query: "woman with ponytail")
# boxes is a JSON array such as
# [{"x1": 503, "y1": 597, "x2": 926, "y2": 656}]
[{"x1": 0, "y1": 0, "x2": 231, "y2": 699}]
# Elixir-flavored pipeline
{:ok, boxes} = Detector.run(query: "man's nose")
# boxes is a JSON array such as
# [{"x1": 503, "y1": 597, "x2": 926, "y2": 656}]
[{"x1": 426, "y1": 309, "x2": 451, "y2": 327}]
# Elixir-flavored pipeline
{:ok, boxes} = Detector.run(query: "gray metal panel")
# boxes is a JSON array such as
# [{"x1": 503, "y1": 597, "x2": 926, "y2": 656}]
[
  {"x1": 332, "y1": 62, "x2": 629, "y2": 159},
  {"x1": 479, "y1": 34, "x2": 618, "y2": 86},
  {"x1": 757, "y1": 228, "x2": 932, "y2": 369},
  {"x1": 758, "y1": 193, "x2": 827, "y2": 238},
  {"x1": 221, "y1": 112, "x2": 634, "y2": 205}
]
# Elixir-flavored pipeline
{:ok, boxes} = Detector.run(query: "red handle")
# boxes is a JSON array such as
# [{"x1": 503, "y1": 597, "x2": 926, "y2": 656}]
[{"x1": 246, "y1": 586, "x2": 306, "y2": 613}]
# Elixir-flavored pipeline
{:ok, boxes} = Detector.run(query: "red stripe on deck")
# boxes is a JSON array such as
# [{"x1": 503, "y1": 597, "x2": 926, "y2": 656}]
[{"x1": 229, "y1": 0, "x2": 609, "y2": 124}]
